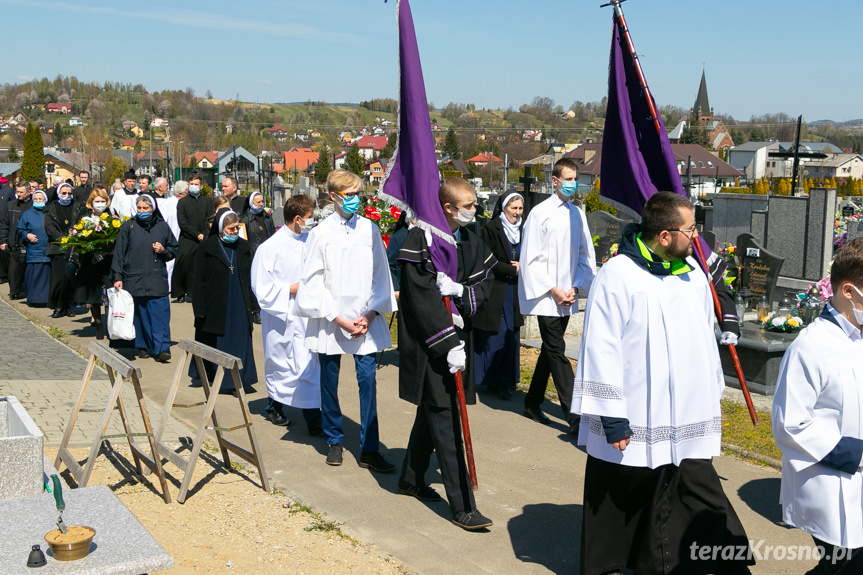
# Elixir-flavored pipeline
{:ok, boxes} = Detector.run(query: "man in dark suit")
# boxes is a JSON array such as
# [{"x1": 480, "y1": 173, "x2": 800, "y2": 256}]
[{"x1": 72, "y1": 170, "x2": 93, "y2": 204}]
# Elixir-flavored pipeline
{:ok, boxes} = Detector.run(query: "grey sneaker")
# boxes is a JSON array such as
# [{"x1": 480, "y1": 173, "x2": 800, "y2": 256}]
[
  {"x1": 452, "y1": 509, "x2": 493, "y2": 531},
  {"x1": 326, "y1": 443, "x2": 344, "y2": 466}
]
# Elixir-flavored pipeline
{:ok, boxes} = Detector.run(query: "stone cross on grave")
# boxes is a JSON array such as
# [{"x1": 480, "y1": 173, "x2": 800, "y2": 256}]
[
  {"x1": 520, "y1": 166, "x2": 537, "y2": 194},
  {"x1": 520, "y1": 166, "x2": 542, "y2": 213}
]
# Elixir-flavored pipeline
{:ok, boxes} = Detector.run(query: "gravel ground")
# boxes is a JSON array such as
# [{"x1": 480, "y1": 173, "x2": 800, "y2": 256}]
[{"x1": 45, "y1": 444, "x2": 408, "y2": 575}]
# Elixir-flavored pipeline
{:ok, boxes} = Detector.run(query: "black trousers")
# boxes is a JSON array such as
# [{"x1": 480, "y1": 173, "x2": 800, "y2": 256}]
[
  {"x1": 582, "y1": 455, "x2": 753, "y2": 575},
  {"x1": 525, "y1": 315, "x2": 576, "y2": 422},
  {"x1": 400, "y1": 396, "x2": 475, "y2": 515},
  {"x1": 808, "y1": 537, "x2": 863, "y2": 575},
  {"x1": 5, "y1": 246, "x2": 26, "y2": 296},
  {"x1": 49, "y1": 254, "x2": 74, "y2": 309},
  {"x1": 0, "y1": 244, "x2": 7, "y2": 281}
]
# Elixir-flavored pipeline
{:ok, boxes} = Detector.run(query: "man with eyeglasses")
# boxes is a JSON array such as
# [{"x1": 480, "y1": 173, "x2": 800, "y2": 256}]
[
  {"x1": 773, "y1": 237, "x2": 863, "y2": 575},
  {"x1": 573, "y1": 191, "x2": 753, "y2": 575}
]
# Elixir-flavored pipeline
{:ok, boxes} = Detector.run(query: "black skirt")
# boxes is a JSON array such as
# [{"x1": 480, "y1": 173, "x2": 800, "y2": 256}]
[{"x1": 582, "y1": 455, "x2": 754, "y2": 575}]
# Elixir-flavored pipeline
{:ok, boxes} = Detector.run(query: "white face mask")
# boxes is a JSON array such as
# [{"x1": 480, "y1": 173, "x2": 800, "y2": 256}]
[
  {"x1": 300, "y1": 218, "x2": 317, "y2": 233},
  {"x1": 93, "y1": 201, "x2": 108, "y2": 213},
  {"x1": 451, "y1": 207, "x2": 476, "y2": 227},
  {"x1": 851, "y1": 285, "x2": 863, "y2": 325}
]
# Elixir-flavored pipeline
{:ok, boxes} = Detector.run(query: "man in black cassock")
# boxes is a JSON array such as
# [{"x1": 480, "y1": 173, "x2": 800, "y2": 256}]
[
  {"x1": 173, "y1": 174, "x2": 213, "y2": 303},
  {"x1": 396, "y1": 177, "x2": 497, "y2": 531}
]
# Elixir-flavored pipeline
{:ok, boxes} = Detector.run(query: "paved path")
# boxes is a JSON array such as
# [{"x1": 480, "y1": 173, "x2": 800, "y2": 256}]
[{"x1": 2, "y1": 294, "x2": 819, "y2": 574}]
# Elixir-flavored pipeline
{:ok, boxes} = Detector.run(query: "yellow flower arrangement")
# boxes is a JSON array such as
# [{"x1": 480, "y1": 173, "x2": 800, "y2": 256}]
[{"x1": 54, "y1": 214, "x2": 129, "y2": 254}]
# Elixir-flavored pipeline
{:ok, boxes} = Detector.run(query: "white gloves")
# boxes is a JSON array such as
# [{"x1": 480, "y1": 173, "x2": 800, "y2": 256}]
[
  {"x1": 436, "y1": 272, "x2": 464, "y2": 298},
  {"x1": 446, "y1": 341, "x2": 466, "y2": 374},
  {"x1": 720, "y1": 331, "x2": 738, "y2": 346}
]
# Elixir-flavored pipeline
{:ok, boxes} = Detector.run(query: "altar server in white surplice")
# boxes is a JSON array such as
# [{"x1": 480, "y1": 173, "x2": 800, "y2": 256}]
[
  {"x1": 573, "y1": 192, "x2": 753, "y2": 575},
  {"x1": 294, "y1": 169, "x2": 397, "y2": 473},
  {"x1": 518, "y1": 158, "x2": 596, "y2": 432},
  {"x1": 251, "y1": 194, "x2": 322, "y2": 433},
  {"x1": 773, "y1": 238, "x2": 863, "y2": 574}
]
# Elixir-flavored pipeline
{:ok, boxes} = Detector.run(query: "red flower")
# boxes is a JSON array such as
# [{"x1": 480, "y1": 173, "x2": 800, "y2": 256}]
[
  {"x1": 390, "y1": 206, "x2": 401, "y2": 219},
  {"x1": 364, "y1": 206, "x2": 381, "y2": 220},
  {"x1": 381, "y1": 234, "x2": 390, "y2": 247}
]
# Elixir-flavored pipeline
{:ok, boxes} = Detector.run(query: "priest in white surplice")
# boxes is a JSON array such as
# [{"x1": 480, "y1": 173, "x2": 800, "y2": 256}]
[
  {"x1": 572, "y1": 192, "x2": 753, "y2": 575},
  {"x1": 773, "y1": 238, "x2": 863, "y2": 574},
  {"x1": 295, "y1": 169, "x2": 397, "y2": 472},
  {"x1": 251, "y1": 194, "x2": 321, "y2": 432},
  {"x1": 517, "y1": 158, "x2": 596, "y2": 432}
]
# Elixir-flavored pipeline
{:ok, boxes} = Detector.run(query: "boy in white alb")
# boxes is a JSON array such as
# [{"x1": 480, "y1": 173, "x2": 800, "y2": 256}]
[
  {"x1": 773, "y1": 238, "x2": 863, "y2": 575},
  {"x1": 295, "y1": 169, "x2": 397, "y2": 472},
  {"x1": 251, "y1": 194, "x2": 321, "y2": 432}
]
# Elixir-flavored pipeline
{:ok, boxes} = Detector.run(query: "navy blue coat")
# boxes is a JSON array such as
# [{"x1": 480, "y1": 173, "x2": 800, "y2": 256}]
[{"x1": 111, "y1": 215, "x2": 178, "y2": 298}]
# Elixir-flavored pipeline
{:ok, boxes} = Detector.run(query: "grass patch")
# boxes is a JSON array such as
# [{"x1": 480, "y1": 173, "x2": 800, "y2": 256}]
[
  {"x1": 721, "y1": 399, "x2": 782, "y2": 461},
  {"x1": 284, "y1": 502, "x2": 356, "y2": 543},
  {"x1": 47, "y1": 326, "x2": 68, "y2": 339}
]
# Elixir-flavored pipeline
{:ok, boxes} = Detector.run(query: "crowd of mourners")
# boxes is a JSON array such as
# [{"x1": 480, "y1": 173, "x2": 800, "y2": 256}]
[{"x1": 1, "y1": 158, "x2": 861, "y2": 574}]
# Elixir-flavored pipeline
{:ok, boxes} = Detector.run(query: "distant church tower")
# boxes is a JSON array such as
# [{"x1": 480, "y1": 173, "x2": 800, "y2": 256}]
[{"x1": 690, "y1": 70, "x2": 714, "y2": 126}]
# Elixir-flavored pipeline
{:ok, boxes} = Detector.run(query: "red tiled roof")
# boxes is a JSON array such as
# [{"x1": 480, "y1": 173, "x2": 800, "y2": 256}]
[
  {"x1": 284, "y1": 147, "x2": 319, "y2": 171},
  {"x1": 467, "y1": 152, "x2": 503, "y2": 164},
  {"x1": 355, "y1": 135, "x2": 389, "y2": 151},
  {"x1": 268, "y1": 126, "x2": 287, "y2": 133}
]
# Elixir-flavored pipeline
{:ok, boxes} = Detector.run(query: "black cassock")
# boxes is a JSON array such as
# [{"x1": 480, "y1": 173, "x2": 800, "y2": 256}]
[
  {"x1": 173, "y1": 194, "x2": 214, "y2": 298},
  {"x1": 396, "y1": 226, "x2": 496, "y2": 514}
]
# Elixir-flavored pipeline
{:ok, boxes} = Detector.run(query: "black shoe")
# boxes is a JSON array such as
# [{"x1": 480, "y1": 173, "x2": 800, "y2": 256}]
[
  {"x1": 172, "y1": 296, "x2": 185, "y2": 303},
  {"x1": 498, "y1": 386, "x2": 513, "y2": 400},
  {"x1": 138, "y1": 348, "x2": 151, "y2": 359},
  {"x1": 50, "y1": 308, "x2": 63, "y2": 318},
  {"x1": 266, "y1": 411, "x2": 291, "y2": 427},
  {"x1": 93, "y1": 320, "x2": 104, "y2": 340},
  {"x1": 359, "y1": 451, "x2": 395, "y2": 473},
  {"x1": 307, "y1": 421, "x2": 323, "y2": 436},
  {"x1": 218, "y1": 387, "x2": 237, "y2": 396},
  {"x1": 155, "y1": 351, "x2": 171, "y2": 363},
  {"x1": 523, "y1": 406, "x2": 551, "y2": 425},
  {"x1": 452, "y1": 509, "x2": 493, "y2": 531},
  {"x1": 326, "y1": 444, "x2": 344, "y2": 466},
  {"x1": 63, "y1": 307, "x2": 75, "y2": 317},
  {"x1": 568, "y1": 415, "x2": 581, "y2": 435},
  {"x1": 398, "y1": 481, "x2": 443, "y2": 502},
  {"x1": 184, "y1": 295, "x2": 192, "y2": 303},
  {"x1": 251, "y1": 311, "x2": 261, "y2": 325}
]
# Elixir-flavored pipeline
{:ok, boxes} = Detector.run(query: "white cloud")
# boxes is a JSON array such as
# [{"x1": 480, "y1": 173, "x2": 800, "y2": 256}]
[
  {"x1": 16, "y1": 75, "x2": 34, "y2": 81},
  {"x1": 0, "y1": 0, "x2": 357, "y2": 42}
]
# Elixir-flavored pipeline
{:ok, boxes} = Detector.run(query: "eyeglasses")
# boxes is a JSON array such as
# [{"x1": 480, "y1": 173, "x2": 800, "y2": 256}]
[
  {"x1": 224, "y1": 225, "x2": 240, "y2": 233},
  {"x1": 668, "y1": 225, "x2": 698, "y2": 237},
  {"x1": 335, "y1": 191, "x2": 361, "y2": 198}
]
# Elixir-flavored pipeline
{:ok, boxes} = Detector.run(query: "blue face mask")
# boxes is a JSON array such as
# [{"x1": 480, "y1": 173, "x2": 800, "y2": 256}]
[
  {"x1": 340, "y1": 195, "x2": 360, "y2": 214},
  {"x1": 188, "y1": 185, "x2": 201, "y2": 196},
  {"x1": 250, "y1": 206, "x2": 264, "y2": 215},
  {"x1": 137, "y1": 210, "x2": 153, "y2": 221},
  {"x1": 32, "y1": 201, "x2": 46, "y2": 209},
  {"x1": 58, "y1": 195, "x2": 72, "y2": 206},
  {"x1": 559, "y1": 180, "x2": 579, "y2": 197},
  {"x1": 222, "y1": 233, "x2": 239, "y2": 243}
]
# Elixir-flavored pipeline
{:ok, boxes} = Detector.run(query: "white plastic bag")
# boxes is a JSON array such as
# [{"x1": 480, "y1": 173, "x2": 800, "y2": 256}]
[{"x1": 106, "y1": 287, "x2": 136, "y2": 340}]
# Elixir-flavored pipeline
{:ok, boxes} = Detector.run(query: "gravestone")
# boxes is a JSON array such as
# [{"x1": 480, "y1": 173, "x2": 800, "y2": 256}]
[
  {"x1": 765, "y1": 187, "x2": 836, "y2": 281},
  {"x1": 847, "y1": 219, "x2": 863, "y2": 244},
  {"x1": 710, "y1": 194, "x2": 770, "y2": 246},
  {"x1": 737, "y1": 233, "x2": 784, "y2": 308},
  {"x1": 587, "y1": 210, "x2": 629, "y2": 264}
]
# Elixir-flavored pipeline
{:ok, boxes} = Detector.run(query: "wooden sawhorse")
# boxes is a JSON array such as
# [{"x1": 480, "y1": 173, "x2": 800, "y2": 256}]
[
  {"x1": 54, "y1": 342, "x2": 171, "y2": 503},
  {"x1": 153, "y1": 339, "x2": 270, "y2": 503}
]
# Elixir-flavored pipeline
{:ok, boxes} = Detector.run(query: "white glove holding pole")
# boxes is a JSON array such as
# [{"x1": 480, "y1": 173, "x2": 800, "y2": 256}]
[
  {"x1": 720, "y1": 331, "x2": 738, "y2": 346},
  {"x1": 446, "y1": 341, "x2": 467, "y2": 374},
  {"x1": 436, "y1": 272, "x2": 464, "y2": 298}
]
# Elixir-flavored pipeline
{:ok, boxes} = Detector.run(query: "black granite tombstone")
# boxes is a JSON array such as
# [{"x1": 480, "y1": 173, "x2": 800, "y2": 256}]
[
  {"x1": 587, "y1": 210, "x2": 629, "y2": 265},
  {"x1": 737, "y1": 233, "x2": 785, "y2": 308}
]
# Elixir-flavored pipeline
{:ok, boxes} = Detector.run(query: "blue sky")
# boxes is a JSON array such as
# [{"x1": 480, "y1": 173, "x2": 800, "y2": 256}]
[{"x1": 2, "y1": 0, "x2": 861, "y2": 122}]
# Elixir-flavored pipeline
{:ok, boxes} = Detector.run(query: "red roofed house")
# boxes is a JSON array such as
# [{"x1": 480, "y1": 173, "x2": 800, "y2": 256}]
[
  {"x1": 46, "y1": 103, "x2": 70, "y2": 114},
  {"x1": 365, "y1": 158, "x2": 389, "y2": 186},
  {"x1": 466, "y1": 152, "x2": 503, "y2": 167},
  {"x1": 283, "y1": 147, "x2": 319, "y2": 175},
  {"x1": 268, "y1": 126, "x2": 288, "y2": 142},
  {"x1": 121, "y1": 139, "x2": 138, "y2": 150},
  {"x1": 354, "y1": 136, "x2": 389, "y2": 160},
  {"x1": 186, "y1": 152, "x2": 218, "y2": 169}
]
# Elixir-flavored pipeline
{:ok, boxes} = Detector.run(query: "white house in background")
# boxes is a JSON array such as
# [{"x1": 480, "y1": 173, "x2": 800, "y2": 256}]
[
  {"x1": 68, "y1": 117, "x2": 83, "y2": 127},
  {"x1": 150, "y1": 117, "x2": 169, "y2": 128},
  {"x1": 803, "y1": 153, "x2": 863, "y2": 182},
  {"x1": 727, "y1": 141, "x2": 779, "y2": 183}
]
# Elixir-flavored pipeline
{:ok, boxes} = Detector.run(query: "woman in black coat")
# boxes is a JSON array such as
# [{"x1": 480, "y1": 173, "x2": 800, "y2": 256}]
[
  {"x1": 111, "y1": 194, "x2": 178, "y2": 362},
  {"x1": 471, "y1": 191, "x2": 524, "y2": 399},
  {"x1": 239, "y1": 191, "x2": 275, "y2": 254},
  {"x1": 191, "y1": 210, "x2": 258, "y2": 392},
  {"x1": 74, "y1": 185, "x2": 116, "y2": 339}
]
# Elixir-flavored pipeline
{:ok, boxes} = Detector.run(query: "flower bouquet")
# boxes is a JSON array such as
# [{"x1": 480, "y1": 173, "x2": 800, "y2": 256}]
[
  {"x1": 761, "y1": 313, "x2": 804, "y2": 333},
  {"x1": 55, "y1": 213, "x2": 130, "y2": 254},
  {"x1": 363, "y1": 196, "x2": 401, "y2": 247}
]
